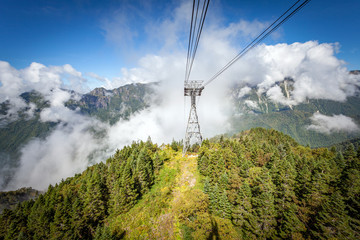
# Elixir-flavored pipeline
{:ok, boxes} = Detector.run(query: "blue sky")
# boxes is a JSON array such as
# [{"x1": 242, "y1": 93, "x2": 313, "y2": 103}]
[{"x1": 1, "y1": 0, "x2": 359, "y2": 89}]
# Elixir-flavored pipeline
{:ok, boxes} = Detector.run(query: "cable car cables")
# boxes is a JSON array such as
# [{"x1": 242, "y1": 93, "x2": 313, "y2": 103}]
[
  {"x1": 204, "y1": 0, "x2": 311, "y2": 86},
  {"x1": 185, "y1": 0, "x2": 210, "y2": 83}
]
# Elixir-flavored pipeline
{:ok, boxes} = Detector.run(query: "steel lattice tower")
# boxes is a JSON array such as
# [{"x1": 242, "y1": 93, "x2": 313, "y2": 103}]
[{"x1": 183, "y1": 81, "x2": 204, "y2": 155}]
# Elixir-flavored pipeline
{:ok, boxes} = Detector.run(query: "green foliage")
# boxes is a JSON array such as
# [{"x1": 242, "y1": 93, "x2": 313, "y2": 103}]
[
  {"x1": 198, "y1": 128, "x2": 360, "y2": 239},
  {"x1": 94, "y1": 224, "x2": 117, "y2": 240},
  {"x1": 312, "y1": 191, "x2": 355, "y2": 239},
  {"x1": 0, "y1": 140, "x2": 161, "y2": 239},
  {"x1": 0, "y1": 83, "x2": 154, "y2": 189},
  {"x1": 0, "y1": 187, "x2": 39, "y2": 214},
  {"x1": 173, "y1": 189, "x2": 213, "y2": 240},
  {"x1": 170, "y1": 139, "x2": 180, "y2": 151},
  {"x1": 1, "y1": 128, "x2": 360, "y2": 239}
]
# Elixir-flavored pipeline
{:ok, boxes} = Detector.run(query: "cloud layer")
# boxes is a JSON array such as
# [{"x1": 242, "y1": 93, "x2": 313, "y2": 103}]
[
  {"x1": 307, "y1": 112, "x2": 359, "y2": 134},
  {"x1": 0, "y1": 61, "x2": 87, "y2": 122},
  {"x1": 1, "y1": 1, "x2": 360, "y2": 190}
]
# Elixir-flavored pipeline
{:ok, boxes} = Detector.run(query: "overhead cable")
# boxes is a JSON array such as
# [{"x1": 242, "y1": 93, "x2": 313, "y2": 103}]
[
  {"x1": 204, "y1": 0, "x2": 311, "y2": 86},
  {"x1": 185, "y1": 0, "x2": 196, "y2": 83},
  {"x1": 186, "y1": 0, "x2": 210, "y2": 82},
  {"x1": 185, "y1": 0, "x2": 210, "y2": 83}
]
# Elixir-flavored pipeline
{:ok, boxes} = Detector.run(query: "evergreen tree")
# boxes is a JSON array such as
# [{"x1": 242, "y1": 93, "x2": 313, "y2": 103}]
[
  {"x1": 312, "y1": 191, "x2": 355, "y2": 239},
  {"x1": 136, "y1": 147, "x2": 154, "y2": 195},
  {"x1": 219, "y1": 171, "x2": 229, "y2": 190},
  {"x1": 218, "y1": 190, "x2": 232, "y2": 219},
  {"x1": 238, "y1": 159, "x2": 255, "y2": 178},
  {"x1": 94, "y1": 224, "x2": 115, "y2": 240},
  {"x1": 344, "y1": 143, "x2": 356, "y2": 163},
  {"x1": 340, "y1": 166, "x2": 360, "y2": 237},
  {"x1": 170, "y1": 139, "x2": 179, "y2": 151},
  {"x1": 50, "y1": 195, "x2": 72, "y2": 239},
  {"x1": 70, "y1": 197, "x2": 88, "y2": 239},
  {"x1": 249, "y1": 167, "x2": 277, "y2": 238},
  {"x1": 198, "y1": 154, "x2": 209, "y2": 176},
  {"x1": 113, "y1": 160, "x2": 138, "y2": 214},
  {"x1": 27, "y1": 194, "x2": 54, "y2": 239},
  {"x1": 153, "y1": 151, "x2": 164, "y2": 172},
  {"x1": 231, "y1": 181, "x2": 252, "y2": 228},
  {"x1": 82, "y1": 170, "x2": 108, "y2": 235},
  {"x1": 272, "y1": 155, "x2": 305, "y2": 238},
  {"x1": 203, "y1": 177, "x2": 210, "y2": 194}
]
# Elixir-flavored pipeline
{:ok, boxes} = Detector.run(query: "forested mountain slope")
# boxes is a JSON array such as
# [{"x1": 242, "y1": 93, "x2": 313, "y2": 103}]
[
  {"x1": 0, "y1": 83, "x2": 153, "y2": 156},
  {"x1": 0, "y1": 83, "x2": 153, "y2": 189},
  {"x1": 1, "y1": 128, "x2": 359, "y2": 239},
  {"x1": 230, "y1": 78, "x2": 360, "y2": 147}
]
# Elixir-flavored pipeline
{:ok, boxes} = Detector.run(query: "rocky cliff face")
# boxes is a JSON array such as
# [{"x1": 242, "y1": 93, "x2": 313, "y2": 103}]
[
  {"x1": 66, "y1": 83, "x2": 155, "y2": 124},
  {"x1": 80, "y1": 88, "x2": 111, "y2": 109}
]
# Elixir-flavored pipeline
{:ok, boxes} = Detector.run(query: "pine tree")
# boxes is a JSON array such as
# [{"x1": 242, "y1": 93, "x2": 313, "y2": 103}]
[
  {"x1": 219, "y1": 171, "x2": 229, "y2": 190},
  {"x1": 50, "y1": 195, "x2": 72, "y2": 239},
  {"x1": 153, "y1": 151, "x2": 163, "y2": 172},
  {"x1": 94, "y1": 224, "x2": 115, "y2": 240},
  {"x1": 248, "y1": 167, "x2": 277, "y2": 238},
  {"x1": 340, "y1": 166, "x2": 360, "y2": 238},
  {"x1": 27, "y1": 194, "x2": 54, "y2": 239},
  {"x1": 238, "y1": 159, "x2": 255, "y2": 178},
  {"x1": 170, "y1": 139, "x2": 179, "y2": 151},
  {"x1": 218, "y1": 190, "x2": 232, "y2": 219},
  {"x1": 272, "y1": 155, "x2": 305, "y2": 238},
  {"x1": 344, "y1": 143, "x2": 356, "y2": 163},
  {"x1": 70, "y1": 197, "x2": 88, "y2": 239},
  {"x1": 231, "y1": 180, "x2": 253, "y2": 230},
  {"x1": 203, "y1": 177, "x2": 210, "y2": 194},
  {"x1": 113, "y1": 160, "x2": 138, "y2": 214},
  {"x1": 198, "y1": 154, "x2": 209, "y2": 176},
  {"x1": 82, "y1": 170, "x2": 108, "y2": 235},
  {"x1": 312, "y1": 191, "x2": 355, "y2": 239},
  {"x1": 136, "y1": 147, "x2": 154, "y2": 195},
  {"x1": 208, "y1": 183, "x2": 220, "y2": 214}
]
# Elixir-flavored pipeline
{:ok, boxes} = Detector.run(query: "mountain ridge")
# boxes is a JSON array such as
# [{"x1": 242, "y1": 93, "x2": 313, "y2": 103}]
[
  {"x1": 229, "y1": 77, "x2": 360, "y2": 147},
  {"x1": 1, "y1": 128, "x2": 359, "y2": 239},
  {"x1": 0, "y1": 83, "x2": 154, "y2": 190}
]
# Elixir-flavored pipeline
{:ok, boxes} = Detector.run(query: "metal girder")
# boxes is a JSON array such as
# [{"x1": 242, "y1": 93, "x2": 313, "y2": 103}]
[{"x1": 183, "y1": 80, "x2": 204, "y2": 155}]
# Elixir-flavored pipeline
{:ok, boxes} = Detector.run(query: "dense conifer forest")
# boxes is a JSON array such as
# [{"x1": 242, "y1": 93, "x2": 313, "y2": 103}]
[{"x1": 0, "y1": 128, "x2": 359, "y2": 239}]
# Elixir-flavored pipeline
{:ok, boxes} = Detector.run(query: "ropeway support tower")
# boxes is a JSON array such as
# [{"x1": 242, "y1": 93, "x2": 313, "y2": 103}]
[
  {"x1": 183, "y1": 80, "x2": 204, "y2": 155},
  {"x1": 182, "y1": 0, "x2": 311, "y2": 154}
]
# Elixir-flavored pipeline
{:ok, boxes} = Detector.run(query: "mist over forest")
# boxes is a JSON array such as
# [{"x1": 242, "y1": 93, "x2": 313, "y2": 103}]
[{"x1": 1, "y1": 0, "x2": 360, "y2": 239}]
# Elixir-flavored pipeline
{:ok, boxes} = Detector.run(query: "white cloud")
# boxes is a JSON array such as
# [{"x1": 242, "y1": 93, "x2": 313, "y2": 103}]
[
  {"x1": 11, "y1": 119, "x2": 107, "y2": 189},
  {"x1": 307, "y1": 112, "x2": 359, "y2": 134},
  {"x1": 0, "y1": 61, "x2": 88, "y2": 121},
  {"x1": 2, "y1": 0, "x2": 360, "y2": 190},
  {"x1": 3, "y1": 51, "x2": 232, "y2": 190},
  {"x1": 237, "y1": 86, "x2": 252, "y2": 98},
  {"x1": 0, "y1": 61, "x2": 27, "y2": 118},
  {"x1": 266, "y1": 85, "x2": 296, "y2": 106},
  {"x1": 250, "y1": 42, "x2": 360, "y2": 104},
  {"x1": 244, "y1": 100, "x2": 259, "y2": 110}
]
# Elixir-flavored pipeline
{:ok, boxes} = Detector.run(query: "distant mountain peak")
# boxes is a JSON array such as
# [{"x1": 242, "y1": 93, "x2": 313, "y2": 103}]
[{"x1": 89, "y1": 87, "x2": 112, "y2": 97}]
